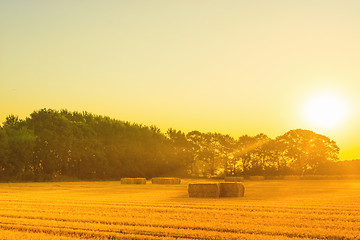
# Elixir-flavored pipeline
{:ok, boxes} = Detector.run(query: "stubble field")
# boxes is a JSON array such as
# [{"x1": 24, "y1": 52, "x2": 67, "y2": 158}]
[{"x1": 0, "y1": 179, "x2": 359, "y2": 239}]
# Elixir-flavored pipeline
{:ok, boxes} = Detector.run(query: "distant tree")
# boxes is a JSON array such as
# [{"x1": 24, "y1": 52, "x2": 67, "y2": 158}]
[
  {"x1": 27, "y1": 109, "x2": 73, "y2": 180},
  {"x1": 3, "y1": 115, "x2": 21, "y2": 128},
  {"x1": 276, "y1": 129, "x2": 339, "y2": 175},
  {"x1": 0, "y1": 127, "x2": 9, "y2": 180},
  {"x1": 186, "y1": 131, "x2": 236, "y2": 177},
  {"x1": 166, "y1": 128, "x2": 194, "y2": 176},
  {"x1": 0, "y1": 109, "x2": 343, "y2": 181},
  {"x1": 1, "y1": 116, "x2": 36, "y2": 180},
  {"x1": 231, "y1": 134, "x2": 270, "y2": 176},
  {"x1": 218, "y1": 134, "x2": 237, "y2": 176},
  {"x1": 261, "y1": 139, "x2": 292, "y2": 175}
]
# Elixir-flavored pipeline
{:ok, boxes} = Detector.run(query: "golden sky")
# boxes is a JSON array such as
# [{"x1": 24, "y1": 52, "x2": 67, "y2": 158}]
[{"x1": 1, "y1": 1, "x2": 360, "y2": 160}]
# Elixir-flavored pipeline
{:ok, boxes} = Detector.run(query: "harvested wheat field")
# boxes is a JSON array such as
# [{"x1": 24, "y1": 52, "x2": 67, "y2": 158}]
[{"x1": 0, "y1": 180, "x2": 359, "y2": 240}]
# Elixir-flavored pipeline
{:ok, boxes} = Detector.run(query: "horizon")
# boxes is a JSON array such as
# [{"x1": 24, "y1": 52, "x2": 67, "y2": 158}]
[{"x1": 1, "y1": 0, "x2": 360, "y2": 160}]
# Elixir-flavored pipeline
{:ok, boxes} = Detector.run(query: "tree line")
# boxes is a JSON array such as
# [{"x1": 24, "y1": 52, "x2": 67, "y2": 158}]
[{"x1": 0, "y1": 108, "x2": 356, "y2": 182}]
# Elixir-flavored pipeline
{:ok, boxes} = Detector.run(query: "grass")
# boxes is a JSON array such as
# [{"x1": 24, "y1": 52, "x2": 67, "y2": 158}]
[{"x1": 0, "y1": 179, "x2": 359, "y2": 239}]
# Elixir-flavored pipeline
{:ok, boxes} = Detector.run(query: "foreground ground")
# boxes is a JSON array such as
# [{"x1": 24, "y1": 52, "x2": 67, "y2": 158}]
[{"x1": 0, "y1": 179, "x2": 359, "y2": 239}]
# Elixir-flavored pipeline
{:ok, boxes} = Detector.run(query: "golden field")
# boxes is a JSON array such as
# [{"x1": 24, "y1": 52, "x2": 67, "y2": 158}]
[{"x1": 0, "y1": 179, "x2": 359, "y2": 239}]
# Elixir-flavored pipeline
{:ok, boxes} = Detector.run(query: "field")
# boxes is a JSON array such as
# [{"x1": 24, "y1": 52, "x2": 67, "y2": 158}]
[{"x1": 0, "y1": 179, "x2": 359, "y2": 239}]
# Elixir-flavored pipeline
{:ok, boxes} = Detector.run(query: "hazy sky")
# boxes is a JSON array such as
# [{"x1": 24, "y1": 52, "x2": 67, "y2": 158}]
[{"x1": 1, "y1": 0, "x2": 360, "y2": 160}]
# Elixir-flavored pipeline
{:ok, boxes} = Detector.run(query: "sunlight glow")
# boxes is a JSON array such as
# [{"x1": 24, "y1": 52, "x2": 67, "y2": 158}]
[{"x1": 304, "y1": 93, "x2": 348, "y2": 130}]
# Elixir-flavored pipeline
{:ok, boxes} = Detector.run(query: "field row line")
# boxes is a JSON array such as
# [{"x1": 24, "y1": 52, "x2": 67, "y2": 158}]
[
  {"x1": 3, "y1": 200, "x2": 360, "y2": 219},
  {"x1": 0, "y1": 212, "x2": 357, "y2": 239},
  {"x1": 0, "y1": 206, "x2": 359, "y2": 229},
  {"x1": 1, "y1": 198, "x2": 359, "y2": 216},
  {"x1": 2, "y1": 198, "x2": 360, "y2": 210},
  {"x1": 0, "y1": 219, "x2": 324, "y2": 240},
  {"x1": 0, "y1": 221, "x2": 187, "y2": 240}
]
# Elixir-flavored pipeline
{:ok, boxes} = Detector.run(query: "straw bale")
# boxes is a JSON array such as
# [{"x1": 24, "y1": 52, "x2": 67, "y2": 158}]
[
  {"x1": 249, "y1": 176, "x2": 265, "y2": 181},
  {"x1": 121, "y1": 178, "x2": 146, "y2": 184},
  {"x1": 219, "y1": 182, "x2": 245, "y2": 197},
  {"x1": 188, "y1": 183, "x2": 220, "y2": 198},
  {"x1": 151, "y1": 177, "x2": 181, "y2": 184},
  {"x1": 224, "y1": 177, "x2": 244, "y2": 182},
  {"x1": 120, "y1": 178, "x2": 133, "y2": 184}
]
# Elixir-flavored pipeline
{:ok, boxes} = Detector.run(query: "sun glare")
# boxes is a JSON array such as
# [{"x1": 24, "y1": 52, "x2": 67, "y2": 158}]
[{"x1": 304, "y1": 92, "x2": 348, "y2": 130}]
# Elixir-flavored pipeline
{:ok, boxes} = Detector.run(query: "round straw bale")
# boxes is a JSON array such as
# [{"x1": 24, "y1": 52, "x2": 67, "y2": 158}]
[
  {"x1": 120, "y1": 178, "x2": 133, "y2": 184},
  {"x1": 219, "y1": 182, "x2": 245, "y2": 197},
  {"x1": 121, "y1": 178, "x2": 146, "y2": 184},
  {"x1": 188, "y1": 183, "x2": 220, "y2": 198},
  {"x1": 151, "y1": 177, "x2": 181, "y2": 184},
  {"x1": 224, "y1": 177, "x2": 244, "y2": 182},
  {"x1": 134, "y1": 178, "x2": 146, "y2": 184}
]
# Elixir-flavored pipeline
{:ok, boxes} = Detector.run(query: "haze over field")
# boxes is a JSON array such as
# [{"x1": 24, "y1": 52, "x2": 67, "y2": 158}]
[{"x1": 1, "y1": 0, "x2": 360, "y2": 160}]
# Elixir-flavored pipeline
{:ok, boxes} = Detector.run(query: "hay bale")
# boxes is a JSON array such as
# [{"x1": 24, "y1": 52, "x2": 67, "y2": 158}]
[
  {"x1": 283, "y1": 175, "x2": 301, "y2": 180},
  {"x1": 219, "y1": 182, "x2": 245, "y2": 197},
  {"x1": 120, "y1": 178, "x2": 134, "y2": 184},
  {"x1": 151, "y1": 177, "x2": 181, "y2": 184},
  {"x1": 121, "y1": 178, "x2": 146, "y2": 184},
  {"x1": 134, "y1": 178, "x2": 146, "y2": 184},
  {"x1": 249, "y1": 176, "x2": 265, "y2": 181},
  {"x1": 188, "y1": 183, "x2": 220, "y2": 198},
  {"x1": 224, "y1": 177, "x2": 244, "y2": 182}
]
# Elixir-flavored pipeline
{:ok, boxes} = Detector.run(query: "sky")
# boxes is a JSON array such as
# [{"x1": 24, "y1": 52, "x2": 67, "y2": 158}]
[{"x1": 1, "y1": 0, "x2": 360, "y2": 160}]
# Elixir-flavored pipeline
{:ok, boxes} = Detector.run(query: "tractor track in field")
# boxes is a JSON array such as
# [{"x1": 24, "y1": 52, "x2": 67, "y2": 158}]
[{"x1": 0, "y1": 212, "x2": 357, "y2": 240}]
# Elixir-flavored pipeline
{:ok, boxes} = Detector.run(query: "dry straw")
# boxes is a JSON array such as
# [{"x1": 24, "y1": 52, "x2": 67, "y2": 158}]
[
  {"x1": 188, "y1": 183, "x2": 220, "y2": 198},
  {"x1": 219, "y1": 182, "x2": 245, "y2": 197},
  {"x1": 120, "y1": 178, "x2": 146, "y2": 184},
  {"x1": 151, "y1": 177, "x2": 181, "y2": 184},
  {"x1": 224, "y1": 177, "x2": 244, "y2": 182}
]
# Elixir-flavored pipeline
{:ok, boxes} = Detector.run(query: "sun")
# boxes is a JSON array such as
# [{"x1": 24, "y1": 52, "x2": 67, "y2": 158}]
[{"x1": 304, "y1": 92, "x2": 348, "y2": 130}]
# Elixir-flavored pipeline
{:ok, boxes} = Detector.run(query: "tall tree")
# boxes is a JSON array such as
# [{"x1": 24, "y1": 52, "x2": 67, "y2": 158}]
[
  {"x1": 276, "y1": 129, "x2": 339, "y2": 175},
  {"x1": 1, "y1": 116, "x2": 36, "y2": 180}
]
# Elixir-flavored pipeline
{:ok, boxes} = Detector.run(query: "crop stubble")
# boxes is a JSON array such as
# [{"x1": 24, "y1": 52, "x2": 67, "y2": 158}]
[{"x1": 0, "y1": 180, "x2": 359, "y2": 239}]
